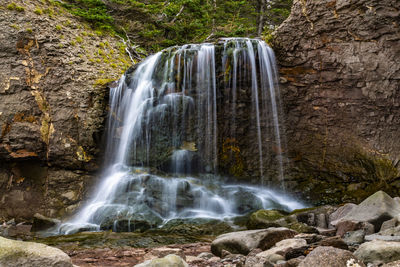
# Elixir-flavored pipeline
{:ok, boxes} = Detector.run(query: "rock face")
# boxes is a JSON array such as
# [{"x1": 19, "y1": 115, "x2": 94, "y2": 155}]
[
  {"x1": 274, "y1": 0, "x2": 400, "y2": 203},
  {"x1": 0, "y1": 236, "x2": 73, "y2": 267},
  {"x1": 0, "y1": 0, "x2": 131, "y2": 220}
]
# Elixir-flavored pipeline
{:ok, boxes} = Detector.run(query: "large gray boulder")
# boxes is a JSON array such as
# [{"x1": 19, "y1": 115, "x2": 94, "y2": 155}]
[
  {"x1": 298, "y1": 246, "x2": 365, "y2": 267},
  {"x1": 354, "y1": 240, "x2": 400, "y2": 264},
  {"x1": 211, "y1": 227, "x2": 297, "y2": 256},
  {"x1": 0, "y1": 236, "x2": 73, "y2": 267},
  {"x1": 256, "y1": 238, "x2": 307, "y2": 259},
  {"x1": 331, "y1": 191, "x2": 400, "y2": 231},
  {"x1": 134, "y1": 254, "x2": 188, "y2": 267}
]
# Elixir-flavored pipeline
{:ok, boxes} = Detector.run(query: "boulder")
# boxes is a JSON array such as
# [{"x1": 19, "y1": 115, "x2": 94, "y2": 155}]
[
  {"x1": 247, "y1": 210, "x2": 286, "y2": 229},
  {"x1": 331, "y1": 191, "x2": 400, "y2": 231},
  {"x1": 0, "y1": 236, "x2": 73, "y2": 267},
  {"x1": 335, "y1": 220, "x2": 374, "y2": 237},
  {"x1": 298, "y1": 246, "x2": 365, "y2": 267},
  {"x1": 32, "y1": 213, "x2": 61, "y2": 232},
  {"x1": 211, "y1": 227, "x2": 297, "y2": 256},
  {"x1": 365, "y1": 225, "x2": 400, "y2": 241},
  {"x1": 256, "y1": 238, "x2": 307, "y2": 259},
  {"x1": 328, "y1": 204, "x2": 357, "y2": 227},
  {"x1": 343, "y1": 230, "x2": 365, "y2": 245},
  {"x1": 134, "y1": 254, "x2": 188, "y2": 267},
  {"x1": 354, "y1": 240, "x2": 400, "y2": 264}
]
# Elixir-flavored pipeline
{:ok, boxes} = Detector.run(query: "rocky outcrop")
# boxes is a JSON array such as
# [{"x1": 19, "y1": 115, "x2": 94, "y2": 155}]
[
  {"x1": 0, "y1": 236, "x2": 73, "y2": 267},
  {"x1": 0, "y1": 0, "x2": 132, "y2": 221},
  {"x1": 274, "y1": 0, "x2": 400, "y2": 203}
]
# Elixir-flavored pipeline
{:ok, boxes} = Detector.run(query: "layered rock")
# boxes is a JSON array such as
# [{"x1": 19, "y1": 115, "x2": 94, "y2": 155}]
[
  {"x1": 274, "y1": 0, "x2": 400, "y2": 203},
  {"x1": 0, "y1": 0, "x2": 132, "y2": 220}
]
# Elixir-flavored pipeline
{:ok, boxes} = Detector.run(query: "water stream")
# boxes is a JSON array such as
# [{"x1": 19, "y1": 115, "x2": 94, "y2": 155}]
[{"x1": 57, "y1": 38, "x2": 303, "y2": 235}]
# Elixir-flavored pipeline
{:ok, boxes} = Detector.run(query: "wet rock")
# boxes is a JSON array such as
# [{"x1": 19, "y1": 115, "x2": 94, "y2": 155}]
[
  {"x1": 159, "y1": 218, "x2": 233, "y2": 236},
  {"x1": 331, "y1": 191, "x2": 400, "y2": 231},
  {"x1": 211, "y1": 227, "x2": 297, "y2": 256},
  {"x1": 298, "y1": 246, "x2": 365, "y2": 267},
  {"x1": 32, "y1": 213, "x2": 60, "y2": 232},
  {"x1": 232, "y1": 189, "x2": 264, "y2": 213},
  {"x1": 247, "y1": 210, "x2": 285, "y2": 229},
  {"x1": 354, "y1": 240, "x2": 400, "y2": 264},
  {"x1": 0, "y1": 236, "x2": 73, "y2": 267},
  {"x1": 134, "y1": 254, "x2": 188, "y2": 267}
]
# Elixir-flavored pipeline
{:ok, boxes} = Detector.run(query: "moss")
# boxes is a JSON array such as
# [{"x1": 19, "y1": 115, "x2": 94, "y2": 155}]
[
  {"x1": 34, "y1": 7, "x2": 43, "y2": 15},
  {"x1": 93, "y1": 78, "x2": 115, "y2": 87},
  {"x1": 75, "y1": 36, "x2": 83, "y2": 43},
  {"x1": 26, "y1": 28, "x2": 33, "y2": 34},
  {"x1": 247, "y1": 209, "x2": 285, "y2": 229},
  {"x1": 55, "y1": 25, "x2": 62, "y2": 31},
  {"x1": 7, "y1": 3, "x2": 25, "y2": 12},
  {"x1": 10, "y1": 24, "x2": 20, "y2": 30}
]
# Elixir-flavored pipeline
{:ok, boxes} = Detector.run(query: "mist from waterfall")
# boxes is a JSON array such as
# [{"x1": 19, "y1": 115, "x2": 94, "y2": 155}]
[{"x1": 56, "y1": 38, "x2": 302, "y2": 235}]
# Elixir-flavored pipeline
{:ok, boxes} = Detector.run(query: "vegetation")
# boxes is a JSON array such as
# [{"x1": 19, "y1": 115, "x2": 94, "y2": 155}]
[
  {"x1": 7, "y1": 2, "x2": 25, "y2": 12},
  {"x1": 58, "y1": 0, "x2": 293, "y2": 51}
]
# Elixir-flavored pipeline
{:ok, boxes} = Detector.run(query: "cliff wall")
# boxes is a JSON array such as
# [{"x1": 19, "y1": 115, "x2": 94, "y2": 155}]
[{"x1": 274, "y1": 0, "x2": 400, "y2": 203}]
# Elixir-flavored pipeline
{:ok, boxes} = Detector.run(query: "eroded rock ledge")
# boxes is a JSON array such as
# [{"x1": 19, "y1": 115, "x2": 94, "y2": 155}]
[{"x1": 0, "y1": 0, "x2": 132, "y2": 220}]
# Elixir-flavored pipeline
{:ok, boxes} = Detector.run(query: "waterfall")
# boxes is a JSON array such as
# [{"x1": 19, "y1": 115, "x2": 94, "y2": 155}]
[{"x1": 56, "y1": 38, "x2": 301, "y2": 235}]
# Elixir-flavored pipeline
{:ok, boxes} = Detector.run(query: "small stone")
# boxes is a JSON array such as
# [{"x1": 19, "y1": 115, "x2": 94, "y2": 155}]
[{"x1": 197, "y1": 252, "x2": 214, "y2": 259}]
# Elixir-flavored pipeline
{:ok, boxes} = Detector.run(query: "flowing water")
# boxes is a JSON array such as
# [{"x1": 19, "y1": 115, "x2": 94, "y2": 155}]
[{"x1": 56, "y1": 38, "x2": 303, "y2": 235}]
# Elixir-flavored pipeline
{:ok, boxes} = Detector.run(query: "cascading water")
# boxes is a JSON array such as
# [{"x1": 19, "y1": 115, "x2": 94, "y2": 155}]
[{"x1": 56, "y1": 38, "x2": 302, "y2": 235}]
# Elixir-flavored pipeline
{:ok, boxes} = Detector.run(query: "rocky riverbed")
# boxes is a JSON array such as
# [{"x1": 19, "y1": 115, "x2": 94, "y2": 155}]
[{"x1": 2, "y1": 190, "x2": 400, "y2": 266}]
